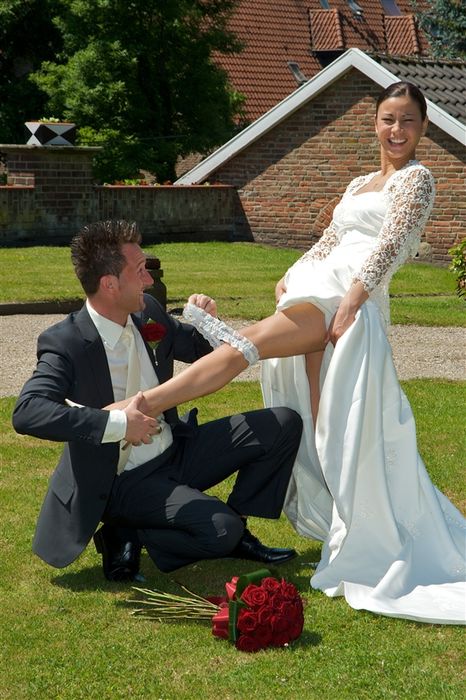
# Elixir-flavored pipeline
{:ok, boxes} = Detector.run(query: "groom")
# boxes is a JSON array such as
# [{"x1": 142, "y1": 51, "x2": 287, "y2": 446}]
[{"x1": 13, "y1": 220, "x2": 302, "y2": 581}]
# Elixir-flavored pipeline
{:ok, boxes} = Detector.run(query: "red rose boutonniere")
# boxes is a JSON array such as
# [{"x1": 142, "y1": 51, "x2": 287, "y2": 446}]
[
  {"x1": 129, "y1": 569, "x2": 305, "y2": 653},
  {"x1": 141, "y1": 319, "x2": 167, "y2": 350}
]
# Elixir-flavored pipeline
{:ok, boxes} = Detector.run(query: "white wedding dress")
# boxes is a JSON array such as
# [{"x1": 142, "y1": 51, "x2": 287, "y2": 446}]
[
  {"x1": 183, "y1": 161, "x2": 465, "y2": 624},
  {"x1": 260, "y1": 161, "x2": 466, "y2": 624}
]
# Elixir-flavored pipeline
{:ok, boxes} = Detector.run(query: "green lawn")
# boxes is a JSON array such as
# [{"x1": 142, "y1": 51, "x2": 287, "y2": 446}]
[
  {"x1": 1, "y1": 380, "x2": 465, "y2": 700},
  {"x1": 0, "y1": 243, "x2": 464, "y2": 325},
  {"x1": 1, "y1": 241, "x2": 464, "y2": 698}
]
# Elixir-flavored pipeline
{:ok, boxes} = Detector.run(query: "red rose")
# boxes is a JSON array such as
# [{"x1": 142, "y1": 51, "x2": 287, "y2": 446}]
[
  {"x1": 236, "y1": 634, "x2": 263, "y2": 653},
  {"x1": 277, "y1": 601, "x2": 295, "y2": 619},
  {"x1": 240, "y1": 584, "x2": 268, "y2": 609},
  {"x1": 141, "y1": 320, "x2": 167, "y2": 348},
  {"x1": 268, "y1": 592, "x2": 283, "y2": 611},
  {"x1": 287, "y1": 601, "x2": 304, "y2": 640},
  {"x1": 257, "y1": 606, "x2": 274, "y2": 626},
  {"x1": 237, "y1": 610, "x2": 259, "y2": 634},
  {"x1": 293, "y1": 599, "x2": 305, "y2": 620},
  {"x1": 270, "y1": 614, "x2": 289, "y2": 633},
  {"x1": 261, "y1": 577, "x2": 281, "y2": 593},
  {"x1": 289, "y1": 619, "x2": 304, "y2": 640},
  {"x1": 253, "y1": 624, "x2": 273, "y2": 648},
  {"x1": 280, "y1": 580, "x2": 299, "y2": 600}
]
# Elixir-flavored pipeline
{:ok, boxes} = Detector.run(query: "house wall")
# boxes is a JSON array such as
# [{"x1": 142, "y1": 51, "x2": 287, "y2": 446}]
[
  {"x1": 419, "y1": 125, "x2": 466, "y2": 263},
  {"x1": 209, "y1": 69, "x2": 466, "y2": 263},
  {"x1": 0, "y1": 145, "x2": 236, "y2": 244}
]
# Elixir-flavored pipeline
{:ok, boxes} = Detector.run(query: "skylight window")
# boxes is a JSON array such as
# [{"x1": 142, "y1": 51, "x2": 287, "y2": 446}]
[
  {"x1": 346, "y1": 1, "x2": 364, "y2": 18},
  {"x1": 380, "y1": 0, "x2": 402, "y2": 14},
  {"x1": 319, "y1": 1, "x2": 331, "y2": 8},
  {"x1": 287, "y1": 62, "x2": 308, "y2": 86}
]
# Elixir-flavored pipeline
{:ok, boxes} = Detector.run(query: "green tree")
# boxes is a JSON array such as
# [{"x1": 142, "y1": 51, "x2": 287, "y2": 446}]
[
  {"x1": 0, "y1": 0, "x2": 62, "y2": 143},
  {"x1": 31, "y1": 0, "x2": 244, "y2": 182},
  {"x1": 413, "y1": 0, "x2": 466, "y2": 59}
]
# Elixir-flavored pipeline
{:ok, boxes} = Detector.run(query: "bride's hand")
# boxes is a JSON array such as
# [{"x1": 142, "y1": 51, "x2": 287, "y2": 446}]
[
  {"x1": 325, "y1": 307, "x2": 356, "y2": 346},
  {"x1": 326, "y1": 282, "x2": 368, "y2": 346},
  {"x1": 104, "y1": 392, "x2": 150, "y2": 414},
  {"x1": 275, "y1": 276, "x2": 287, "y2": 304},
  {"x1": 187, "y1": 293, "x2": 217, "y2": 318}
]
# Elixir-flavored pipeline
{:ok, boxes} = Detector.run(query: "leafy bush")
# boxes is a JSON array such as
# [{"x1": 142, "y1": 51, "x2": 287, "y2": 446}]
[{"x1": 448, "y1": 238, "x2": 466, "y2": 299}]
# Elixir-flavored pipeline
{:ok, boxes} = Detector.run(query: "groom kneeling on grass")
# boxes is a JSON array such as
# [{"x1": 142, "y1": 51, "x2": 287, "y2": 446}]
[{"x1": 13, "y1": 220, "x2": 302, "y2": 581}]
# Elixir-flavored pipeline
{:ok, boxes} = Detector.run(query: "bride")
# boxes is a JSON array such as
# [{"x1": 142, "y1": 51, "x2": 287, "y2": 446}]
[{"x1": 123, "y1": 82, "x2": 466, "y2": 624}]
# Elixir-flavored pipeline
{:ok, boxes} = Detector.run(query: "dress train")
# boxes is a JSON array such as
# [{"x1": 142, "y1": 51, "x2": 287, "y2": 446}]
[{"x1": 262, "y1": 302, "x2": 466, "y2": 624}]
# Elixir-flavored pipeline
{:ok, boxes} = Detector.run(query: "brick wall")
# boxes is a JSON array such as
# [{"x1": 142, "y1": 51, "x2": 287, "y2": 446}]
[
  {"x1": 95, "y1": 184, "x2": 235, "y2": 242},
  {"x1": 0, "y1": 145, "x2": 98, "y2": 242},
  {"x1": 418, "y1": 125, "x2": 466, "y2": 263},
  {"x1": 209, "y1": 69, "x2": 466, "y2": 263},
  {"x1": 0, "y1": 145, "x2": 235, "y2": 244}
]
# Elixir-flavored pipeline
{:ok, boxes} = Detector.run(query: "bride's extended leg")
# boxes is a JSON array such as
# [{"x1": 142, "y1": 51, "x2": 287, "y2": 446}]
[
  {"x1": 305, "y1": 350, "x2": 324, "y2": 428},
  {"x1": 143, "y1": 303, "x2": 326, "y2": 416}
]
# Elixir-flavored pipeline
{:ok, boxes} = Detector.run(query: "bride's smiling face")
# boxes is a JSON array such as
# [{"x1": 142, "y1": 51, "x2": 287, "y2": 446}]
[{"x1": 375, "y1": 95, "x2": 427, "y2": 165}]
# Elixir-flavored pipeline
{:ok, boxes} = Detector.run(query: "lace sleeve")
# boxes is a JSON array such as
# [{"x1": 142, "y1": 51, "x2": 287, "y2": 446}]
[
  {"x1": 296, "y1": 220, "x2": 340, "y2": 263},
  {"x1": 296, "y1": 175, "x2": 369, "y2": 264},
  {"x1": 354, "y1": 166, "x2": 435, "y2": 292}
]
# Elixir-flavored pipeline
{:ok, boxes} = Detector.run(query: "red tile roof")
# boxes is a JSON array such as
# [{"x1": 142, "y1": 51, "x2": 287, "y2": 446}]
[
  {"x1": 385, "y1": 15, "x2": 420, "y2": 55},
  {"x1": 217, "y1": 1, "x2": 321, "y2": 122},
  {"x1": 310, "y1": 9, "x2": 344, "y2": 51},
  {"x1": 216, "y1": 0, "x2": 432, "y2": 121}
]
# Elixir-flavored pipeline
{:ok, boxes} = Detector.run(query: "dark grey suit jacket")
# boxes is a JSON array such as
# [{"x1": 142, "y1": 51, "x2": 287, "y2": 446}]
[{"x1": 12, "y1": 294, "x2": 212, "y2": 567}]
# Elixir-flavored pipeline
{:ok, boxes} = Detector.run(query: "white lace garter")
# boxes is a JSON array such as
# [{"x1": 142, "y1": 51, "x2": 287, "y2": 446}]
[{"x1": 183, "y1": 303, "x2": 260, "y2": 366}]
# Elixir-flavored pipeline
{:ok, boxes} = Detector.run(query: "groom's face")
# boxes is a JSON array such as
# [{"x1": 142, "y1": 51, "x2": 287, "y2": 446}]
[{"x1": 115, "y1": 243, "x2": 153, "y2": 314}]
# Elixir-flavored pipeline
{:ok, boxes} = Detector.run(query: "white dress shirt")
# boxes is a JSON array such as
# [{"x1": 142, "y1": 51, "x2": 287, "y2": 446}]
[{"x1": 86, "y1": 300, "x2": 173, "y2": 471}]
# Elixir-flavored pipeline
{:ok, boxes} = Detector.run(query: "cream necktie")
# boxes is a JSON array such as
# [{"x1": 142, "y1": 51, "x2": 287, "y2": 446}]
[{"x1": 117, "y1": 325, "x2": 141, "y2": 474}]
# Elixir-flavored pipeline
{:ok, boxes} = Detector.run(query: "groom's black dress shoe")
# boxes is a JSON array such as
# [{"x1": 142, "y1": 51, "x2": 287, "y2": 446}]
[
  {"x1": 93, "y1": 524, "x2": 142, "y2": 582},
  {"x1": 230, "y1": 528, "x2": 297, "y2": 565}
]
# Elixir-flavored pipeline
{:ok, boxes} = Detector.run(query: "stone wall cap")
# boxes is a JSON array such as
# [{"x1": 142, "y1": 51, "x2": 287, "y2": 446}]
[
  {"x1": 0, "y1": 299, "x2": 83, "y2": 315},
  {"x1": 94, "y1": 183, "x2": 234, "y2": 189},
  {"x1": 0, "y1": 144, "x2": 102, "y2": 152}
]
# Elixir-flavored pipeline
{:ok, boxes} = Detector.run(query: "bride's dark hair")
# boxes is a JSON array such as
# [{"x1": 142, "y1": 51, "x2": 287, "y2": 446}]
[{"x1": 376, "y1": 82, "x2": 427, "y2": 120}]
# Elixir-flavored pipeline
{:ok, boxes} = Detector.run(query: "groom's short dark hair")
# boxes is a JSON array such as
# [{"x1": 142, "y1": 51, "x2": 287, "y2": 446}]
[{"x1": 71, "y1": 220, "x2": 141, "y2": 295}]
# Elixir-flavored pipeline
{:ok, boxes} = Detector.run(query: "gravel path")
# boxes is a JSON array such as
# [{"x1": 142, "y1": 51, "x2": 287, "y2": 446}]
[{"x1": 1, "y1": 314, "x2": 465, "y2": 397}]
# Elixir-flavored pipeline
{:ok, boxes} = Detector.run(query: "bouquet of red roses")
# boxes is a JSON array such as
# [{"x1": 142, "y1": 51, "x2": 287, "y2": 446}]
[
  {"x1": 129, "y1": 569, "x2": 304, "y2": 653},
  {"x1": 210, "y1": 569, "x2": 304, "y2": 652}
]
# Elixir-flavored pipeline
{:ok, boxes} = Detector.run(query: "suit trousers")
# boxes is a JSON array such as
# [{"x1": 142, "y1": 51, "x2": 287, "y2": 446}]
[{"x1": 103, "y1": 407, "x2": 302, "y2": 572}]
